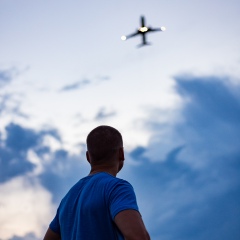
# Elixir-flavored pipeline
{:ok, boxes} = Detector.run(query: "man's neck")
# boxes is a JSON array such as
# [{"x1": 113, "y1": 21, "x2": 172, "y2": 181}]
[{"x1": 89, "y1": 166, "x2": 117, "y2": 177}]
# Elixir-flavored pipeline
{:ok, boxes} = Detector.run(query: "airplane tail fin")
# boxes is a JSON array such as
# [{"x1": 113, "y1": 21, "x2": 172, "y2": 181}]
[{"x1": 137, "y1": 42, "x2": 151, "y2": 48}]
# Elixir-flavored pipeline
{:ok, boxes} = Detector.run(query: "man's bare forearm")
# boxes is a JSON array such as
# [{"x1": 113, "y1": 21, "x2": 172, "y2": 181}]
[{"x1": 43, "y1": 228, "x2": 61, "y2": 240}]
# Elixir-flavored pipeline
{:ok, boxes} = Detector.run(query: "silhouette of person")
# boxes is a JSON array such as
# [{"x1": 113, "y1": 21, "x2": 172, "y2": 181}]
[{"x1": 43, "y1": 125, "x2": 150, "y2": 240}]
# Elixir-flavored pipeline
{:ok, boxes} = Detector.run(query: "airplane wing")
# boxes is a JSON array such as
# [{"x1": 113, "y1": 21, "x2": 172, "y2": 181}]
[
  {"x1": 148, "y1": 27, "x2": 166, "y2": 32},
  {"x1": 125, "y1": 31, "x2": 140, "y2": 39}
]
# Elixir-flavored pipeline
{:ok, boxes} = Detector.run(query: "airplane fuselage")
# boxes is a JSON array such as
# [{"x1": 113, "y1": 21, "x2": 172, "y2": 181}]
[{"x1": 121, "y1": 16, "x2": 166, "y2": 47}]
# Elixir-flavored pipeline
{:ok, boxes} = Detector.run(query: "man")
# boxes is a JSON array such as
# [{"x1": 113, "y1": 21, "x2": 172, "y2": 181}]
[{"x1": 43, "y1": 125, "x2": 150, "y2": 240}]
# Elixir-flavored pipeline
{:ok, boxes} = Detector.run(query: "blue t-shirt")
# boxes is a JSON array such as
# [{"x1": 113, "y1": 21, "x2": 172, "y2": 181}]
[{"x1": 49, "y1": 172, "x2": 139, "y2": 240}]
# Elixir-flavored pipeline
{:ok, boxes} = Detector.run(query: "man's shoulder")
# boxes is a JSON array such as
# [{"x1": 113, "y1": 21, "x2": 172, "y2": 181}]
[
  {"x1": 100, "y1": 172, "x2": 131, "y2": 185},
  {"x1": 89, "y1": 172, "x2": 133, "y2": 190},
  {"x1": 67, "y1": 172, "x2": 133, "y2": 196}
]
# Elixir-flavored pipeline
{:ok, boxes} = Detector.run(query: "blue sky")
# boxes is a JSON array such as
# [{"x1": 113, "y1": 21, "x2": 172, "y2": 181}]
[{"x1": 0, "y1": 0, "x2": 240, "y2": 239}]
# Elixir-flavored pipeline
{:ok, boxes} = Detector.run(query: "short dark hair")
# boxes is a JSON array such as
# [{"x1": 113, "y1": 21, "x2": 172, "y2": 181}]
[{"x1": 86, "y1": 125, "x2": 123, "y2": 162}]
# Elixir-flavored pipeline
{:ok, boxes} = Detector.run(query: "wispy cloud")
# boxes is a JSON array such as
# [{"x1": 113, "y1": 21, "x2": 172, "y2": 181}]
[
  {"x1": 95, "y1": 107, "x2": 116, "y2": 121},
  {"x1": 0, "y1": 94, "x2": 11, "y2": 115},
  {"x1": 59, "y1": 79, "x2": 90, "y2": 92},
  {"x1": 0, "y1": 68, "x2": 20, "y2": 88},
  {"x1": 59, "y1": 75, "x2": 111, "y2": 92},
  {"x1": 0, "y1": 69, "x2": 12, "y2": 87},
  {"x1": 11, "y1": 105, "x2": 30, "y2": 119},
  {"x1": 0, "y1": 93, "x2": 28, "y2": 119},
  {"x1": 96, "y1": 75, "x2": 110, "y2": 82}
]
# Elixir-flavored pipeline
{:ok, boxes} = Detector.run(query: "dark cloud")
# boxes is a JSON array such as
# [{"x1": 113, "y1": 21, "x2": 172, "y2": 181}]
[
  {"x1": 38, "y1": 150, "x2": 89, "y2": 203},
  {"x1": 0, "y1": 121, "x2": 88, "y2": 204},
  {"x1": 32, "y1": 75, "x2": 240, "y2": 240},
  {"x1": 95, "y1": 107, "x2": 116, "y2": 120},
  {"x1": 0, "y1": 121, "x2": 88, "y2": 205},
  {"x1": 9, "y1": 232, "x2": 39, "y2": 240},
  {"x1": 5, "y1": 123, "x2": 39, "y2": 151},
  {"x1": 173, "y1": 76, "x2": 240, "y2": 165},
  {"x1": 0, "y1": 123, "x2": 60, "y2": 183},
  {"x1": 1, "y1": 74, "x2": 239, "y2": 239},
  {"x1": 4, "y1": 124, "x2": 60, "y2": 152},
  {"x1": 123, "y1": 148, "x2": 240, "y2": 240},
  {"x1": 60, "y1": 79, "x2": 90, "y2": 92},
  {"x1": 118, "y1": 76, "x2": 240, "y2": 240},
  {"x1": 175, "y1": 76, "x2": 240, "y2": 129}
]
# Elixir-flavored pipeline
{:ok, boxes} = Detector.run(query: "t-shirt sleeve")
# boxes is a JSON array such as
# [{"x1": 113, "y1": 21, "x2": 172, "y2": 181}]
[
  {"x1": 49, "y1": 207, "x2": 61, "y2": 234},
  {"x1": 109, "y1": 180, "x2": 139, "y2": 220}
]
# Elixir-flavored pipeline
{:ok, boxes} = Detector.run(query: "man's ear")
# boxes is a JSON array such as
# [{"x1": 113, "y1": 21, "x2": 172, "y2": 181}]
[
  {"x1": 86, "y1": 151, "x2": 91, "y2": 164},
  {"x1": 119, "y1": 147, "x2": 125, "y2": 161}
]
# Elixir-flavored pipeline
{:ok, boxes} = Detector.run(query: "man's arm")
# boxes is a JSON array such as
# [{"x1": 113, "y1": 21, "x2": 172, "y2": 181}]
[
  {"x1": 114, "y1": 210, "x2": 150, "y2": 240},
  {"x1": 43, "y1": 228, "x2": 61, "y2": 240}
]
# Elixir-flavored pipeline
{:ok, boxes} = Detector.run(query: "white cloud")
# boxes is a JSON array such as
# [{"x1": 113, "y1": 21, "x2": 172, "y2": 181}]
[{"x1": 0, "y1": 176, "x2": 55, "y2": 240}]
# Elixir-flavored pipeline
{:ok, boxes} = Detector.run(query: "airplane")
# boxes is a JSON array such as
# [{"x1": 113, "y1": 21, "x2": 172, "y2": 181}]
[{"x1": 121, "y1": 15, "x2": 166, "y2": 47}]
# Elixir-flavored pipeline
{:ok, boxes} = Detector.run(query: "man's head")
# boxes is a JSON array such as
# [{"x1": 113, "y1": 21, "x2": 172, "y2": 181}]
[{"x1": 86, "y1": 125, "x2": 124, "y2": 172}]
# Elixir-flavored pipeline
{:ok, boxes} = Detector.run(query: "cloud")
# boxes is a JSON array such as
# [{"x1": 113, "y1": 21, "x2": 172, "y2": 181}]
[
  {"x1": 0, "y1": 93, "x2": 29, "y2": 119},
  {"x1": 0, "y1": 123, "x2": 60, "y2": 183},
  {"x1": 37, "y1": 148, "x2": 89, "y2": 203},
  {"x1": 143, "y1": 76, "x2": 240, "y2": 165},
  {"x1": 0, "y1": 69, "x2": 12, "y2": 87},
  {"x1": 0, "y1": 176, "x2": 54, "y2": 240},
  {"x1": 1, "y1": 121, "x2": 88, "y2": 201},
  {"x1": 118, "y1": 75, "x2": 240, "y2": 240},
  {"x1": 1, "y1": 75, "x2": 239, "y2": 240},
  {"x1": 9, "y1": 233, "x2": 39, "y2": 240},
  {"x1": 173, "y1": 76, "x2": 240, "y2": 166},
  {"x1": 0, "y1": 122, "x2": 89, "y2": 239},
  {"x1": 95, "y1": 75, "x2": 110, "y2": 83},
  {"x1": 0, "y1": 68, "x2": 20, "y2": 88},
  {"x1": 123, "y1": 148, "x2": 240, "y2": 240},
  {"x1": 94, "y1": 107, "x2": 116, "y2": 121},
  {"x1": 0, "y1": 94, "x2": 11, "y2": 115},
  {"x1": 10, "y1": 105, "x2": 29, "y2": 119},
  {"x1": 60, "y1": 79, "x2": 90, "y2": 91},
  {"x1": 59, "y1": 75, "x2": 111, "y2": 92}
]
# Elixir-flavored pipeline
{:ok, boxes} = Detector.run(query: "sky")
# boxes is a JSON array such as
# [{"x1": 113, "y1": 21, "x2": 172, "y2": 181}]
[{"x1": 0, "y1": 0, "x2": 240, "y2": 239}]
